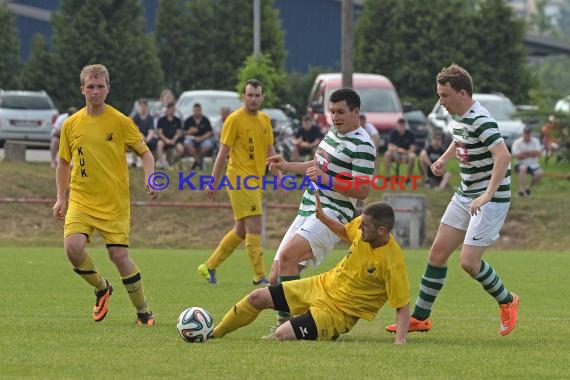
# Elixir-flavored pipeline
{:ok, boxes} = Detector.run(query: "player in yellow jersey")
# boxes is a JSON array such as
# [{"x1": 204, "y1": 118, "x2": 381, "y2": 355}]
[
  {"x1": 211, "y1": 193, "x2": 411, "y2": 344},
  {"x1": 52, "y1": 64, "x2": 159, "y2": 325},
  {"x1": 199, "y1": 79, "x2": 281, "y2": 285}
]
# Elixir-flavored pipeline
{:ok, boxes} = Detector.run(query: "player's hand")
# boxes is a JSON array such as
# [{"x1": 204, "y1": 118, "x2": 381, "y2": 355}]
[
  {"x1": 306, "y1": 165, "x2": 327, "y2": 185},
  {"x1": 431, "y1": 159, "x2": 445, "y2": 176},
  {"x1": 205, "y1": 187, "x2": 217, "y2": 200},
  {"x1": 52, "y1": 199, "x2": 67, "y2": 222},
  {"x1": 145, "y1": 184, "x2": 159, "y2": 200},
  {"x1": 470, "y1": 193, "x2": 492, "y2": 216},
  {"x1": 266, "y1": 155, "x2": 287, "y2": 171},
  {"x1": 314, "y1": 191, "x2": 324, "y2": 221}
]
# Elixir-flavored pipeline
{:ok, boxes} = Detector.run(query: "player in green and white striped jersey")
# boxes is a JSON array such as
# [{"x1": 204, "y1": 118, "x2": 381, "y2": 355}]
[
  {"x1": 265, "y1": 88, "x2": 376, "y2": 332},
  {"x1": 386, "y1": 63, "x2": 519, "y2": 337}
]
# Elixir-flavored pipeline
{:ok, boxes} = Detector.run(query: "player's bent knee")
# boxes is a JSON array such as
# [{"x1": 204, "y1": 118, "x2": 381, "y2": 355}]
[{"x1": 248, "y1": 288, "x2": 272, "y2": 309}]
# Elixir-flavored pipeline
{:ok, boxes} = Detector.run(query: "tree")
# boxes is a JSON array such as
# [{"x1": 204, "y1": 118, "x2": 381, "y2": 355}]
[
  {"x1": 0, "y1": 5, "x2": 21, "y2": 89},
  {"x1": 21, "y1": 34, "x2": 56, "y2": 94},
  {"x1": 354, "y1": 0, "x2": 532, "y2": 112},
  {"x1": 236, "y1": 54, "x2": 281, "y2": 107},
  {"x1": 50, "y1": 0, "x2": 163, "y2": 112}
]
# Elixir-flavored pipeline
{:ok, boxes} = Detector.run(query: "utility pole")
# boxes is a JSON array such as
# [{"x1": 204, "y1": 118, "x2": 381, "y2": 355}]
[
  {"x1": 253, "y1": 0, "x2": 261, "y2": 58},
  {"x1": 341, "y1": 0, "x2": 353, "y2": 88}
]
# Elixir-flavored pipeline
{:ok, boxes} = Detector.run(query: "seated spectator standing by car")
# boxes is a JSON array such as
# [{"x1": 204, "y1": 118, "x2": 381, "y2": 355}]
[
  {"x1": 156, "y1": 102, "x2": 184, "y2": 168},
  {"x1": 384, "y1": 118, "x2": 416, "y2": 177},
  {"x1": 131, "y1": 99, "x2": 157, "y2": 166},
  {"x1": 512, "y1": 126, "x2": 543, "y2": 197},
  {"x1": 419, "y1": 133, "x2": 451, "y2": 190},
  {"x1": 359, "y1": 114, "x2": 382, "y2": 151},
  {"x1": 291, "y1": 115, "x2": 323, "y2": 161},
  {"x1": 183, "y1": 103, "x2": 215, "y2": 170},
  {"x1": 50, "y1": 106, "x2": 78, "y2": 168}
]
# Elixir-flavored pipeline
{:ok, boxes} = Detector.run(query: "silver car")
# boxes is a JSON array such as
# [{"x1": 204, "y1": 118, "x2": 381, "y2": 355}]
[
  {"x1": 0, "y1": 90, "x2": 58, "y2": 145},
  {"x1": 176, "y1": 90, "x2": 242, "y2": 127},
  {"x1": 428, "y1": 93, "x2": 526, "y2": 149}
]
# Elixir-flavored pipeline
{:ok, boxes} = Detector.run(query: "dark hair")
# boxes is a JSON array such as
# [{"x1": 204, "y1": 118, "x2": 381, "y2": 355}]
[
  {"x1": 436, "y1": 63, "x2": 474, "y2": 96},
  {"x1": 139, "y1": 98, "x2": 148, "y2": 105},
  {"x1": 193, "y1": 103, "x2": 201, "y2": 108},
  {"x1": 243, "y1": 79, "x2": 263, "y2": 94},
  {"x1": 329, "y1": 88, "x2": 360, "y2": 110},
  {"x1": 166, "y1": 102, "x2": 175, "y2": 108},
  {"x1": 362, "y1": 202, "x2": 395, "y2": 231},
  {"x1": 397, "y1": 117, "x2": 406, "y2": 124}
]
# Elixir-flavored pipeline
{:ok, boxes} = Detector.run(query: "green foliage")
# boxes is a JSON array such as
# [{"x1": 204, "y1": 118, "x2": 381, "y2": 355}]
[
  {"x1": 20, "y1": 35, "x2": 57, "y2": 96},
  {"x1": 355, "y1": 0, "x2": 532, "y2": 113},
  {"x1": 155, "y1": 0, "x2": 286, "y2": 100},
  {"x1": 0, "y1": 5, "x2": 21, "y2": 89},
  {"x1": 236, "y1": 54, "x2": 282, "y2": 107},
  {"x1": 49, "y1": 0, "x2": 163, "y2": 113},
  {"x1": 280, "y1": 66, "x2": 332, "y2": 119}
]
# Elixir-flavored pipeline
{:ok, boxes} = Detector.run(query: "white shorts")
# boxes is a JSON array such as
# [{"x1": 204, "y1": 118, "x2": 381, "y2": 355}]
[
  {"x1": 441, "y1": 194, "x2": 510, "y2": 247},
  {"x1": 273, "y1": 209, "x2": 341, "y2": 269}
]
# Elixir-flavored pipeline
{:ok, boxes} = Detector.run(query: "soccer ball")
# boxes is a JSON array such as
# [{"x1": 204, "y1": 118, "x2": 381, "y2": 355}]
[{"x1": 176, "y1": 307, "x2": 214, "y2": 343}]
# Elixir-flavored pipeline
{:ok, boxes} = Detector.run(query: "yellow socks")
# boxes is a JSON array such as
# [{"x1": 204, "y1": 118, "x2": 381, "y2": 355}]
[
  {"x1": 245, "y1": 234, "x2": 265, "y2": 281},
  {"x1": 206, "y1": 230, "x2": 244, "y2": 269},
  {"x1": 73, "y1": 254, "x2": 106, "y2": 291},
  {"x1": 121, "y1": 265, "x2": 149, "y2": 313},
  {"x1": 212, "y1": 296, "x2": 261, "y2": 338}
]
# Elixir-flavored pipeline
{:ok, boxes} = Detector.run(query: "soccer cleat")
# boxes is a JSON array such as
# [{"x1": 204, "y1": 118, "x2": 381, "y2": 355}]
[
  {"x1": 252, "y1": 277, "x2": 270, "y2": 286},
  {"x1": 499, "y1": 292, "x2": 519, "y2": 336},
  {"x1": 93, "y1": 281, "x2": 113, "y2": 322},
  {"x1": 136, "y1": 311, "x2": 156, "y2": 326},
  {"x1": 385, "y1": 316, "x2": 432, "y2": 333},
  {"x1": 197, "y1": 263, "x2": 216, "y2": 284}
]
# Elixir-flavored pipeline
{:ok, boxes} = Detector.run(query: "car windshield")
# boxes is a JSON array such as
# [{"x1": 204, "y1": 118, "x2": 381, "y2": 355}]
[
  {"x1": 477, "y1": 99, "x2": 516, "y2": 121},
  {"x1": 0, "y1": 95, "x2": 53, "y2": 110},
  {"x1": 263, "y1": 109, "x2": 288, "y2": 122},
  {"x1": 178, "y1": 94, "x2": 242, "y2": 120},
  {"x1": 326, "y1": 88, "x2": 401, "y2": 113}
]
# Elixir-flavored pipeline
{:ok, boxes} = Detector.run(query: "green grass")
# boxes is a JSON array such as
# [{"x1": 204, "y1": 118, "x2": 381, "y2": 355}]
[{"x1": 1, "y1": 247, "x2": 569, "y2": 379}]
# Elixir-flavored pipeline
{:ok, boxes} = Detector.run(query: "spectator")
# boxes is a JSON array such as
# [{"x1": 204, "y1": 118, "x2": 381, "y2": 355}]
[
  {"x1": 156, "y1": 102, "x2": 184, "y2": 168},
  {"x1": 213, "y1": 106, "x2": 232, "y2": 141},
  {"x1": 291, "y1": 115, "x2": 323, "y2": 161},
  {"x1": 512, "y1": 126, "x2": 543, "y2": 197},
  {"x1": 359, "y1": 114, "x2": 382, "y2": 150},
  {"x1": 50, "y1": 106, "x2": 77, "y2": 168},
  {"x1": 183, "y1": 103, "x2": 215, "y2": 170},
  {"x1": 157, "y1": 88, "x2": 176, "y2": 118},
  {"x1": 384, "y1": 118, "x2": 416, "y2": 177},
  {"x1": 541, "y1": 114, "x2": 562, "y2": 162},
  {"x1": 419, "y1": 133, "x2": 451, "y2": 190},
  {"x1": 131, "y1": 99, "x2": 157, "y2": 166}
]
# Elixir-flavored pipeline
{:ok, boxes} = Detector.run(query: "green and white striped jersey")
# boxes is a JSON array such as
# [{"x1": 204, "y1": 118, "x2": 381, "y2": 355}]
[
  {"x1": 449, "y1": 101, "x2": 511, "y2": 203},
  {"x1": 297, "y1": 126, "x2": 376, "y2": 223}
]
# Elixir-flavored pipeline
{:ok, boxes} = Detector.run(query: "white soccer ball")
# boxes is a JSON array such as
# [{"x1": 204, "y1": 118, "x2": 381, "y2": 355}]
[{"x1": 176, "y1": 307, "x2": 214, "y2": 343}]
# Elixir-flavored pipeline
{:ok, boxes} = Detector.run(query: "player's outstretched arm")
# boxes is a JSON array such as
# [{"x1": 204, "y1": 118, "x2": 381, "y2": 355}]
[
  {"x1": 394, "y1": 303, "x2": 410, "y2": 345},
  {"x1": 314, "y1": 192, "x2": 348, "y2": 241}
]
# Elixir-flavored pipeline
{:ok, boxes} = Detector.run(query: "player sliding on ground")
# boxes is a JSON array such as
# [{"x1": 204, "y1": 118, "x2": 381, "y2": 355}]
[
  {"x1": 385, "y1": 63, "x2": 519, "y2": 337},
  {"x1": 211, "y1": 192, "x2": 411, "y2": 343}
]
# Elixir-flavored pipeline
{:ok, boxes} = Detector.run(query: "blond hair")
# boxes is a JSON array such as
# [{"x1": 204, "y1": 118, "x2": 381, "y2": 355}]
[{"x1": 80, "y1": 64, "x2": 110, "y2": 86}]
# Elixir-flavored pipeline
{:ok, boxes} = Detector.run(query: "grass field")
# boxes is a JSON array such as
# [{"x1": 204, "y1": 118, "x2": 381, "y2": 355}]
[{"x1": 1, "y1": 246, "x2": 569, "y2": 379}]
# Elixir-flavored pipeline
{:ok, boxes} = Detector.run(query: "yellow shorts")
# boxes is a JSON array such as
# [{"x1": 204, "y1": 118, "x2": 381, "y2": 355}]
[
  {"x1": 283, "y1": 276, "x2": 358, "y2": 341},
  {"x1": 227, "y1": 188, "x2": 262, "y2": 220},
  {"x1": 64, "y1": 205, "x2": 130, "y2": 246}
]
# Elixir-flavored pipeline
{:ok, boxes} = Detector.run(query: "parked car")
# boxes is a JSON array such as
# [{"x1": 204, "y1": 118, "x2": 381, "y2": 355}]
[
  {"x1": 403, "y1": 107, "x2": 432, "y2": 152},
  {"x1": 263, "y1": 108, "x2": 296, "y2": 161},
  {"x1": 0, "y1": 90, "x2": 59, "y2": 146},
  {"x1": 307, "y1": 73, "x2": 403, "y2": 146},
  {"x1": 176, "y1": 90, "x2": 242, "y2": 126},
  {"x1": 428, "y1": 93, "x2": 526, "y2": 149}
]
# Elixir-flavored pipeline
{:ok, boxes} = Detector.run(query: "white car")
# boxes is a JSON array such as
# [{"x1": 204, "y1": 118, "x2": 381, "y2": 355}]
[
  {"x1": 554, "y1": 96, "x2": 570, "y2": 113},
  {"x1": 176, "y1": 90, "x2": 242, "y2": 127},
  {"x1": 428, "y1": 93, "x2": 526, "y2": 149},
  {"x1": 0, "y1": 90, "x2": 58, "y2": 145}
]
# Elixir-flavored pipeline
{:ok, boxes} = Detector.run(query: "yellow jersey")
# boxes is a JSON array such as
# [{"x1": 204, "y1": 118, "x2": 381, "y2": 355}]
[
  {"x1": 59, "y1": 105, "x2": 149, "y2": 220},
  {"x1": 320, "y1": 216, "x2": 410, "y2": 320},
  {"x1": 221, "y1": 107, "x2": 274, "y2": 184}
]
